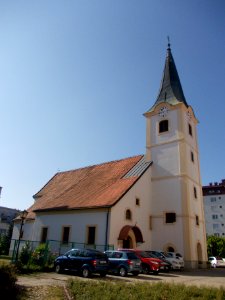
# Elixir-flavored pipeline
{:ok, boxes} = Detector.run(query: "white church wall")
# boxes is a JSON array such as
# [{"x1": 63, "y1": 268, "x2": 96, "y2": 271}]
[
  {"x1": 31, "y1": 210, "x2": 108, "y2": 245},
  {"x1": 109, "y1": 168, "x2": 152, "y2": 250}
]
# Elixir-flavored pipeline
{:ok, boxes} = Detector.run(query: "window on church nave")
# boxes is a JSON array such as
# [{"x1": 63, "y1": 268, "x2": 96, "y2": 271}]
[
  {"x1": 159, "y1": 120, "x2": 169, "y2": 133},
  {"x1": 165, "y1": 212, "x2": 176, "y2": 223},
  {"x1": 62, "y1": 226, "x2": 70, "y2": 244},
  {"x1": 125, "y1": 209, "x2": 132, "y2": 220},
  {"x1": 87, "y1": 226, "x2": 96, "y2": 245},
  {"x1": 41, "y1": 227, "x2": 48, "y2": 243}
]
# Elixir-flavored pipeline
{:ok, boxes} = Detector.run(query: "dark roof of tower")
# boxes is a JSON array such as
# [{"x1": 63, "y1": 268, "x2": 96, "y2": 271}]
[{"x1": 147, "y1": 43, "x2": 189, "y2": 112}]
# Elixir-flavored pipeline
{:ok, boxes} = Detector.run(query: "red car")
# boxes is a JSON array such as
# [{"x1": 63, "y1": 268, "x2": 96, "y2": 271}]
[{"x1": 119, "y1": 249, "x2": 164, "y2": 275}]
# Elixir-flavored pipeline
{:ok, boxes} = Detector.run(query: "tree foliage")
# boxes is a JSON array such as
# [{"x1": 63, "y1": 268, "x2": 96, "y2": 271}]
[{"x1": 207, "y1": 235, "x2": 225, "y2": 257}]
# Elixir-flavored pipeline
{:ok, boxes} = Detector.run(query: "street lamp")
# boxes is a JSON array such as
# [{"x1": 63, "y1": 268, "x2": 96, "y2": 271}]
[{"x1": 15, "y1": 209, "x2": 28, "y2": 262}]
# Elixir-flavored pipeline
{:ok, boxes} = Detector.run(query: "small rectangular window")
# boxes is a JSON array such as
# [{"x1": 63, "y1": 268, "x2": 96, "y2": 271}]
[
  {"x1": 87, "y1": 226, "x2": 96, "y2": 245},
  {"x1": 194, "y1": 187, "x2": 197, "y2": 199},
  {"x1": 41, "y1": 227, "x2": 48, "y2": 243},
  {"x1": 62, "y1": 226, "x2": 70, "y2": 244},
  {"x1": 212, "y1": 215, "x2": 218, "y2": 220},
  {"x1": 188, "y1": 123, "x2": 193, "y2": 136},
  {"x1": 165, "y1": 213, "x2": 176, "y2": 223},
  {"x1": 196, "y1": 215, "x2": 199, "y2": 226},
  {"x1": 191, "y1": 151, "x2": 194, "y2": 162},
  {"x1": 136, "y1": 198, "x2": 140, "y2": 206},
  {"x1": 211, "y1": 197, "x2": 216, "y2": 202}
]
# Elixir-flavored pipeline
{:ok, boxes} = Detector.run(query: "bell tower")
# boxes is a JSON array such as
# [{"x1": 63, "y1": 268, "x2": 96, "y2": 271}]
[{"x1": 144, "y1": 43, "x2": 207, "y2": 268}]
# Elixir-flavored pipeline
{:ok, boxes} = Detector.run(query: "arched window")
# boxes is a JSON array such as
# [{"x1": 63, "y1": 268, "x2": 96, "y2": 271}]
[
  {"x1": 125, "y1": 209, "x2": 132, "y2": 220},
  {"x1": 159, "y1": 120, "x2": 169, "y2": 133}
]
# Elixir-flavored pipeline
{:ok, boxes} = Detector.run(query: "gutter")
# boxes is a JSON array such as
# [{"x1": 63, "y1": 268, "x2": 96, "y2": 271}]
[{"x1": 105, "y1": 208, "x2": 110, "y2": 251}]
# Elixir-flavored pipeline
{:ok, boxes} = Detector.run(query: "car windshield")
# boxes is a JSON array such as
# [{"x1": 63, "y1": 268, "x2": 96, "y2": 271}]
[
  {"x1": 176, "y1": 253, "x2": 182, "y2": 258},
  {"x1": 147, "y1": 252, "x2": 158, "y2": 258},
  {"x1": 91, "y1": 252, "x2": 107, "y2": 259},
  {"x1": 138, "y1": 251, "x2": 151, "y2": 258},
  {"x1": 162, "y1": 252, "x2": 171, "y2": 258},
  {"x1": 126, "y1": 252, "x2": 139, "y2": 259}
]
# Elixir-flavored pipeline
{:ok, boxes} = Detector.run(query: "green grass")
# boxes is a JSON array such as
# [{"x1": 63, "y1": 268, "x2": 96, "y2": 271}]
[{"x1": 67, "y1": 279, "x2": 225, "y2": 300}]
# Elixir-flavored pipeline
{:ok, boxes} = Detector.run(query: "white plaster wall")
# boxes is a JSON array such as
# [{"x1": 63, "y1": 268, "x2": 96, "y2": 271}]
[
  {"x1": 151, "y1": 142, "x2": 180, "y2": 178},
  {"x1": 30, "y1": 210, "x2": 108, "y2": 245},
  {"x1": 10, "y1": 210, "x2": 109, "y2": 255},
  {"x1": 151, "y1": 178, "x2": 182, "y2": 213},
  {"x1": 109, "y1": 168, "x2": 152, "y2": 250},
  {"x1": 150, "y1": 216, "x2": 184, "y2": 253}
]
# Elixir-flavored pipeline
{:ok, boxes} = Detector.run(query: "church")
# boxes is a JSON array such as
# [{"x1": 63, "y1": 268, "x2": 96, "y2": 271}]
[{"x1": 11, "y1": 44, "x2": 208, "y2": 268}]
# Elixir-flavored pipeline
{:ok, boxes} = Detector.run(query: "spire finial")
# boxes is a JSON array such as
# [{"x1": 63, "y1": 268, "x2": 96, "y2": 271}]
[{"x1": 167, "y1": 36, "x2": 171, "y2": 49}]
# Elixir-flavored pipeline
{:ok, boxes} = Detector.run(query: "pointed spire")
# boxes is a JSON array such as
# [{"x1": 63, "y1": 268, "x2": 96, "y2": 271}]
[{"x1": 154, "y1": 41, "x2": 188, "y2": 107}]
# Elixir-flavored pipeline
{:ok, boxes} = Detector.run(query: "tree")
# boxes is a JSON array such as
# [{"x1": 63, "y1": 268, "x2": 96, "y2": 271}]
[{"x1": 207, "y1": 235, "x2": 225, "y2": 257}]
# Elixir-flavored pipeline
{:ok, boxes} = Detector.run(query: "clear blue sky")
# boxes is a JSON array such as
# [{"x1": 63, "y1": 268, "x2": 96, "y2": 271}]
[{"x1": 0, "y1": 0, "x2": 225, "y2": 210}]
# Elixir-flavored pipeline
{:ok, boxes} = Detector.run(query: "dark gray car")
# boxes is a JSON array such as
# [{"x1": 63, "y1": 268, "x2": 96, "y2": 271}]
[{"x1": 104, "y1": 250, "x2": 141, "y2": 277}]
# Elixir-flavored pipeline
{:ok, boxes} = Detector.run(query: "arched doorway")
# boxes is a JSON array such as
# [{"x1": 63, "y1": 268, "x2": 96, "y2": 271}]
[
  {"x1": 167, "y1": 246, "x2": 175, "y2": 252},
  {"x1": 123, "y1": 236, "x2": 133, "y2": 249},
  {"x1": 118, "y1": 225, "x2": 144, "y2": 249}
]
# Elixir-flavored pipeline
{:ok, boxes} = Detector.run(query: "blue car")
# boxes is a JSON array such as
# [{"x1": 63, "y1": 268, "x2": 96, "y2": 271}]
[
  {"x1": 104, "y1": 250, "x2": 141, "y2": 277},
  {"x1": 54, "y1": 248, "x2": 109, "y2": 278}
]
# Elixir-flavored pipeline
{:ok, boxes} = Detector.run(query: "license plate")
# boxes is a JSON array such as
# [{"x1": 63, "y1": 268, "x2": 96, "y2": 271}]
[{"x1": 99, "y1": 260, "x2": 106, "y2": 264}]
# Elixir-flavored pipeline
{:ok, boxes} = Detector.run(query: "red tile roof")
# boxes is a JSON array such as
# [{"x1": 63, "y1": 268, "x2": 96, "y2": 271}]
[{"x1": 27, "y1": 155, "x2": 146, "y2": 219}]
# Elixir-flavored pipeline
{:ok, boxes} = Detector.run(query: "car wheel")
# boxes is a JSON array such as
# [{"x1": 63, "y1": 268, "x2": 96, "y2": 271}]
[
  {"x1": 55, "y1": 264, "x2": 62, "y2": 274},
  {"x1": 142, "y1": 264, "x2": 150, "y2": 274},
  {"x1": 82, "y1": 267, "x2": 91, "y2": 278},
  {"x1": 132, "y1": 271, "x2": 139, "y2": 276},
  {"x1": 153, "y1": 270, "x2": 159, "y2": 275},
  {"x1": 119, "y1": 267, "x2": 127, "y2": 277},
  {"x1": 99, "y1": 272, "x2": 107, "y2": 277}
]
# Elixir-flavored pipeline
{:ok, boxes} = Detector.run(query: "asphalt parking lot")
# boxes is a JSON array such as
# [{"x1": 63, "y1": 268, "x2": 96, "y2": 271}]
[{"x1": 17, "y1": 268, "x2": 225, "y2": 289}]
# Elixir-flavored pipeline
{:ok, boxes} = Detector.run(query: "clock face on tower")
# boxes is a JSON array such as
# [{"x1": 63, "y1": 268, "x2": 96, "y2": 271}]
[{"x1": 158, "y1": 106, "x2": 169, "y2": 117}]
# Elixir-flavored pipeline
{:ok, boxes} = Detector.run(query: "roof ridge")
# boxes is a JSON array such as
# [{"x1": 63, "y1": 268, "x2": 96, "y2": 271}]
[{"x1": 57, "y1": 154, "x2": 144, "y2": 174}]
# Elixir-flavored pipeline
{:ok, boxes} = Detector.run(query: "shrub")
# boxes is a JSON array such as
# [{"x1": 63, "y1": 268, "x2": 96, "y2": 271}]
[
  {"x1": 19, "y1": 241, "x2": 32, "y2": 265},
  {"x1": 17, "y1": 243, "x2": 57, "y2": 273},
  {"x1": 0, "y1": 263, "x2": 19, "y2": 298}
]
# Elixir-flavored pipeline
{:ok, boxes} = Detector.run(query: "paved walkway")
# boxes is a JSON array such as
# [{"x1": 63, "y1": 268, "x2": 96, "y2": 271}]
[{"x1": 17, "y1": 268, "x2": 225, "y2": 289}]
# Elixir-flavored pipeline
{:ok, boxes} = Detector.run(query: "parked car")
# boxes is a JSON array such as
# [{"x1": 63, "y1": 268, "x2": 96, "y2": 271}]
[
  {"x1": 208, "y1": 256, "x2": 225, "y2": 268},
  {"x1": 145, "y1": 251, "x2": 172, "y2": 271},
  {"x1": 149, "y1": 250, "x2": 183, "y2": 270},
  {"x1": 104, "y1": 250, "x2": 141, "y2": 277},
  {"x1": 54, "y1": 248, "x2": 109, "y2": 278},
  {"x1": 119, "y1": 249, "x2": 162, "y2": 274},
  {"x1": 166, "y1": 252, "x2": 184, "y2": 269}
]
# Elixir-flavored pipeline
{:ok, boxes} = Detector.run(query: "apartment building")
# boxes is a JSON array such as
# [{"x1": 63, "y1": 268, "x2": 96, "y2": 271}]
[{"x1": 203, "y1": 179, "x2": 225, "y2": 237}]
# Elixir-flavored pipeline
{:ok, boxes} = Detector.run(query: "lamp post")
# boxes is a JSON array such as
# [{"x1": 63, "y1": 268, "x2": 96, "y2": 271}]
[{"x1": 15, "y1": 209, "x2": 28, "y2": 262}]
